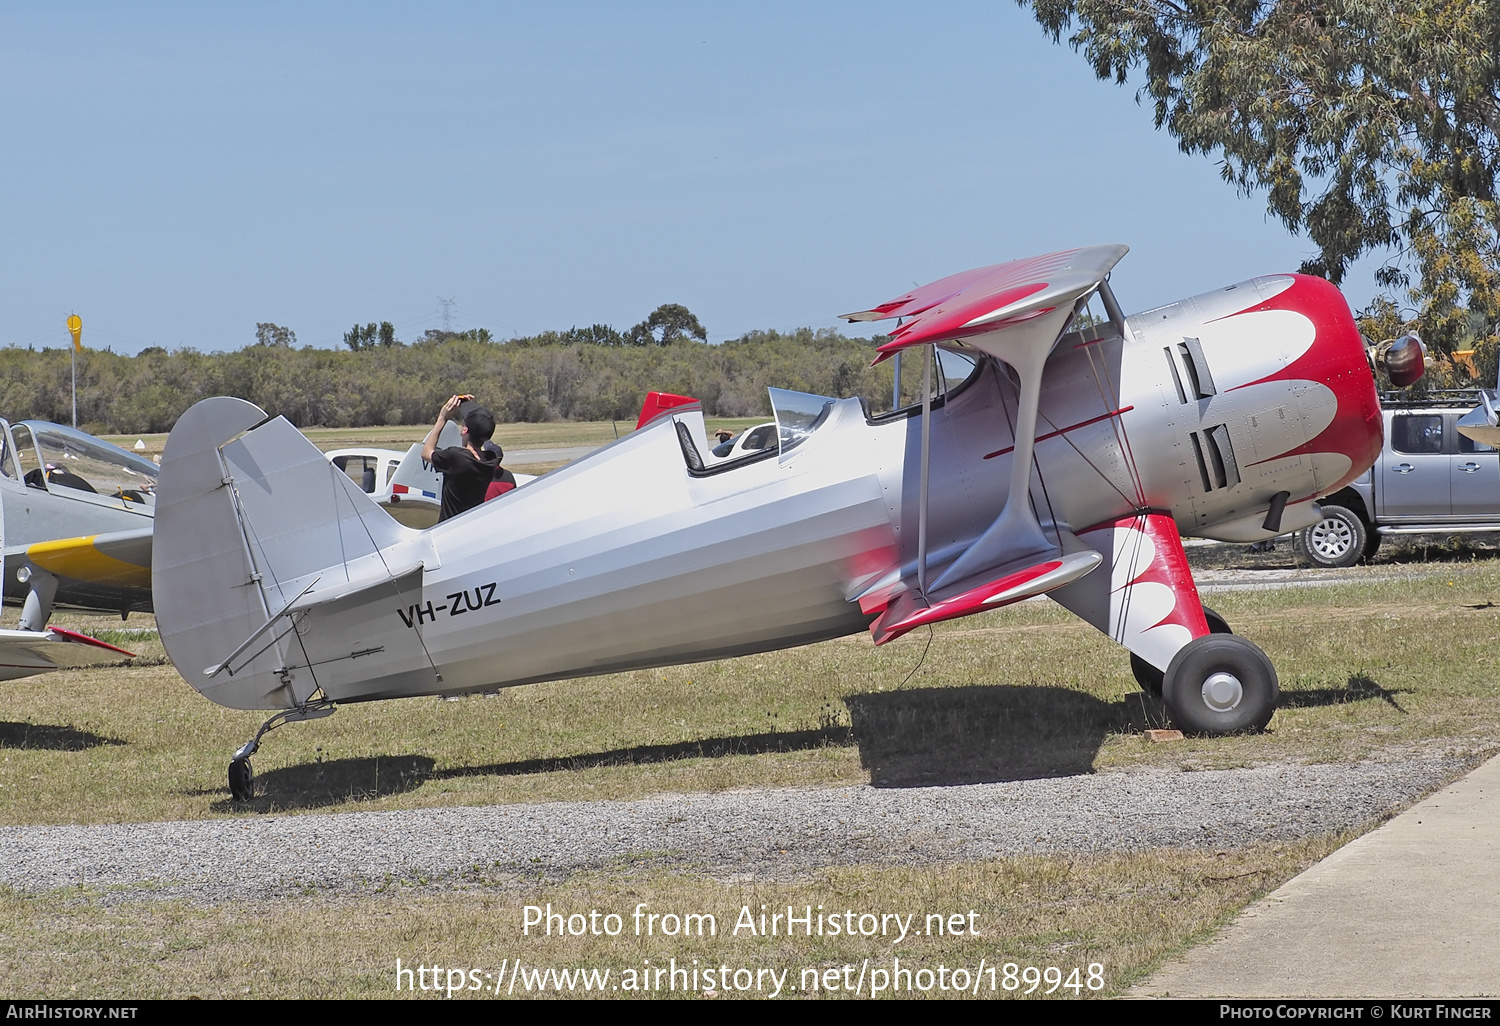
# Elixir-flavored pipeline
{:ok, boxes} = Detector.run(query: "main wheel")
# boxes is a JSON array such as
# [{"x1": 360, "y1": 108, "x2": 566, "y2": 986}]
[
  {"x1": 1162, "y1": 634, "x2": 1279, "y2": 734},
  {"x1": 1201, "y1": 606, "x2": 1231, "y2": 635},
  {"x1": 1130, "y1": 606, "x2": 1233, "y2": 695},
  {"x1": 229, "y1": 758, "x2": 255, "y2": 801},
  {"x1": 1298, "y1": 505, "x2": 1367, "y2": 568}
]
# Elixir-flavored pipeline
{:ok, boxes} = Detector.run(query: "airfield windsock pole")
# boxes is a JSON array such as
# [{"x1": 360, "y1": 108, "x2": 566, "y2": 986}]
[{"x1": 66, "y1": 314, "x2": 82, "y2": 428}]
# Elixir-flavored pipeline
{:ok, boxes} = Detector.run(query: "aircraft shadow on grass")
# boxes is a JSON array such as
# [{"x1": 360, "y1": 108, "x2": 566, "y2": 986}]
[
  {"x1": 211, "y1": 676, "x2": 1406, "y2": 809},
  {"x1": 845, "y1": 685, "x2": 1128, "y2": 786},
  {"x1": 0, "y1": 721, "x2": 124, "y2": 751},
  {"x1": 847, "y1": 676, "x2": 1408, "y2": 786},
  {"x1": 1278, "y1": 674, "x2": 1409, "y2": 713},
  {"x1": 207, "y1": 754, "x2": 436, "y2": 813},
  {"x1": 433, "y1": 728, "x2": 858, "y2": 781},
  {"x1": 212, "y1": 732, "x2": 857, "y2": 812}
]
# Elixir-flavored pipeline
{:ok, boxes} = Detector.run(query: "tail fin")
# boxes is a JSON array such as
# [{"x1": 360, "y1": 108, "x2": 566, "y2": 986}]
[
  {"x1": 636, "y1": 391, "x2": 699, "y2": 430},
  {"x1": 153, "y1": 398, "x2": 420, "y2": 710},
  {"x1": 387, "y1": 420, "x2": 459, "y2": 501}
]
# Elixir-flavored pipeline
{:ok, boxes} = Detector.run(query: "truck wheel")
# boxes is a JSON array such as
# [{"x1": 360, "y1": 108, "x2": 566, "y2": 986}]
[{"x1": 1299, "y1": 505, "x2": 1367, "y2": 568}]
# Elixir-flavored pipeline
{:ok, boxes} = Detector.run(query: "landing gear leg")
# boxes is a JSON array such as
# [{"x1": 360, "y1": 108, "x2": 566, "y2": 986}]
[
  {"x1": 1130, "y1": 605, "x2": 1233, "y2": 696},
  {"x1": 226, "y1": 699, "x2": 337, "y2": 802},
  {"x1": 17, "y1": 568, "x2": 57, "y2": 632}
]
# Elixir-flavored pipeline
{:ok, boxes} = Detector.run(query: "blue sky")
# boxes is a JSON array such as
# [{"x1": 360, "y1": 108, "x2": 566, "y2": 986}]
[{"x1": 0, "y1": 2, "x2": 1387, "y2": 355}]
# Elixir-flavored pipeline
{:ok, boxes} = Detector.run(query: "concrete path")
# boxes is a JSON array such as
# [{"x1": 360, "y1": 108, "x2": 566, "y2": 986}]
[{"x1": 1133, "y1": 754, "x2": 1500, "y2": 998}]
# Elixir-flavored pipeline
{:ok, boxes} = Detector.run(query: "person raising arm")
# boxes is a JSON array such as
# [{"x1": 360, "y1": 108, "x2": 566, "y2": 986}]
[{"x1": 422, "y1": 394, "x2": 500, "y2": 522}]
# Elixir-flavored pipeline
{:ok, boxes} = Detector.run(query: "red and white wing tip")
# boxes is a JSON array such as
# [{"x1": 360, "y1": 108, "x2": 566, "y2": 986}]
[{"x1": 843, "y1": 246, "x2": 1128, "y2": 362}]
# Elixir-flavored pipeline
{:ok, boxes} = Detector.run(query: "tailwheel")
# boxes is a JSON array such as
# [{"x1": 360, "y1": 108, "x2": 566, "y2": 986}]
[
  {"x1": 1129, "y1": 606, "x2": 1232, "y2": 696},
  {"x1": 1162, "y1": 633, "x2": 1278, "y2": 735},
  {"x1": 223, "y1": 698, "x2": 335, "y2": 802},
  {"x1": 228, "y1": 757, "x2": 255, "y2": 802}
]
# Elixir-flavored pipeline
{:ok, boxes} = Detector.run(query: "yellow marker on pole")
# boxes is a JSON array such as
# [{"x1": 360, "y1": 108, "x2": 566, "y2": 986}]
[{"x1": 66, "y1": 314, "x2": 81, "y2": 427}]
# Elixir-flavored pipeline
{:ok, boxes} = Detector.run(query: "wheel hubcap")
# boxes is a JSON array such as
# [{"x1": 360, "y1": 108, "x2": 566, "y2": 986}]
[
  {"x1": 1202, "y1": 671, "x2": 1243, "y2": 712},
  {"x1": 1309, "y1": 520, "x2": 1352, "y2": 558}
]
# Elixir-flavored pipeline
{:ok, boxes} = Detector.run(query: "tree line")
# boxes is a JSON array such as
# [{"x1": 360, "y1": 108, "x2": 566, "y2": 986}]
[
  {"x1": 1019, "y1": 0, "x2": 1500, "y2": 388},
  {"x1": 5, "y1": 294, "x2": 1491, "y2": 436},
  {"x1": 0, "y1": 323, "x2": 910, "y2": 435}
]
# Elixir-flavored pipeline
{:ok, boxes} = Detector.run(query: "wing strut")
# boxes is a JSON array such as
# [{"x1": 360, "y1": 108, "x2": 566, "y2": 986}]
[
  {"x1": 928, "y1": 316, "x2": 1061, "y2": 592},
  {"x1": 917, "y1": 343, "x2": 932, "y2": 594}
]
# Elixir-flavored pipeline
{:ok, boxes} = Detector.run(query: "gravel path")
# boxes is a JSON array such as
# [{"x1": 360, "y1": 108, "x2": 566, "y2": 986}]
[{"x1": 0, "y1": 758, "x2": 1466, "y2": 902}]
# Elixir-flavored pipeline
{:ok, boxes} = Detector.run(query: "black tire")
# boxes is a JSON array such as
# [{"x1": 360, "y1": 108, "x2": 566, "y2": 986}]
[
  {"x1": 1299, "y1": 505, "x2": 1368, "y2": 568},
  {"x1": 1162, "y1": 634, "x2": 1279, "y2": 734},
  {"x1": 1130, "y1": 607, "x2": 1232, "y2": 695},
  {"x1": 1129, "y1": 653, "x2": 1164, "y2": 696},
  {"x1": 229, "y1": 758, "x2": 254, "y2": 802}
]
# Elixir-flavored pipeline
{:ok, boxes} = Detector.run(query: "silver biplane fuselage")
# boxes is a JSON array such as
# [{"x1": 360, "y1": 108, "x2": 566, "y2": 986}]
[{"x1": 153, "y1": 248, "x2": 1387, "y2": 795}]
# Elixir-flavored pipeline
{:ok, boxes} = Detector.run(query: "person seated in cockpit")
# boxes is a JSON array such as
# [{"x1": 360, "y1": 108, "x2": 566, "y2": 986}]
[{"x1": 44, "y1": 464, "x2": 96, "y2": 493}]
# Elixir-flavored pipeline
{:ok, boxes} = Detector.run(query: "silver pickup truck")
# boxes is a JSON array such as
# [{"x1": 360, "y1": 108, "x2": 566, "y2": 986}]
[{"x1": 1298, "y1": 390, "x2": 1500, "y2": 567}]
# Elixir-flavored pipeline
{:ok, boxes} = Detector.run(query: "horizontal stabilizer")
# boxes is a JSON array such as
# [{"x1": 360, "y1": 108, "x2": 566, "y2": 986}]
[
  {"x1": 869, "y1": 548, "x2": 1102, "y2": 645},
  {"x1": 205, "y1": 562, "x2": 425, "y2": 681}
]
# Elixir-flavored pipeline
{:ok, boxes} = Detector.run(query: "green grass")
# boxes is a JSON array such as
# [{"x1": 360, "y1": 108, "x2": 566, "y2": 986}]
[
  {"x1": 4, "y1": 560, "x2": 1497, "y2": 998},
  {"x1": 6, "y1": 560, "x2": 1498, "y2": 826},
  {"x1": 101, "y1": 417, "x2": 770, "y2": 462}
]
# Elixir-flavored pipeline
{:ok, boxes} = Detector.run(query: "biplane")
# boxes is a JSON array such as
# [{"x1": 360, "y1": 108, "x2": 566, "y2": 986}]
[
  {"x1": 0, "y1": 420, "x2": 156, "y2": 628},
  {"x1": 0, "y1": 421, "x2": 150, "y2": 678},
  {"x1": 150, "y1": 246, "x2": 1404, "y2": 799}
]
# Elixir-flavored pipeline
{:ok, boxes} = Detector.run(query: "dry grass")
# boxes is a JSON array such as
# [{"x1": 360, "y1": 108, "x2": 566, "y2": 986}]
[
  {"x1": 4, "y1": 561, "x2": 1498, "y2": 826},
  {"x1": 0, "y1": 836, "x2": 1347, "y2": 999},
  {"x1": 3, "y1": 559, "x2": 1497, "y2": 998}
]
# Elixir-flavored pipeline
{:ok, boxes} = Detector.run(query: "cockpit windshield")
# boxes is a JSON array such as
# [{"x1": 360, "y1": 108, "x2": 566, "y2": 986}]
[
  {"x1": 21, "y1": 422, "x2": 158, "y2": 510},
  {"x1": 768, "y1": 387, "x2": 836, "y2": 458}
]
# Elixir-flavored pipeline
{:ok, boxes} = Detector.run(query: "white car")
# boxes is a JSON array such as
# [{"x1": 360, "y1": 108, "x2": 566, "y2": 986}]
[{"x1": 710, "y1": 422, "x2": 778, "y2": 462}]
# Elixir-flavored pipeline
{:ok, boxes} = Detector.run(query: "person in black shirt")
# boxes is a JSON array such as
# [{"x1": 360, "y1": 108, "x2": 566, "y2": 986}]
[{"x1": 421, "y1": 394, "x2": 500, "y2": 522}]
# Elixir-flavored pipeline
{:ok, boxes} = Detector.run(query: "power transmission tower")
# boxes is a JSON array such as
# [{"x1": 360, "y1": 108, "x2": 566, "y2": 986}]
[{"x1": 437, "y1": 295, "x2": 457, "y2": 333}]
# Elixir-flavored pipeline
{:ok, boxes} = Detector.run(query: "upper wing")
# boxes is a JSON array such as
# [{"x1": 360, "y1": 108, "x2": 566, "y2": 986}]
[
  {"x1": 843, "y1": 245, "x2": 1128, "y2": 362},
  {"x1": 23, "y1": 526, "x2": 154, "y2": 590}
]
